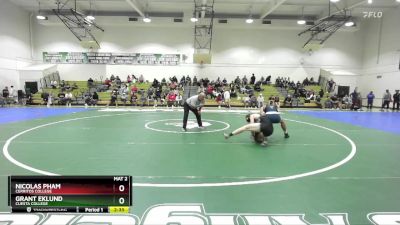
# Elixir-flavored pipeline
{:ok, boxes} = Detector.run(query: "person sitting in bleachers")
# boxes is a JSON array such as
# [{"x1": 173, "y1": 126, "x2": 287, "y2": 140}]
[
  {"x1": 71, "y1": 82, "x2": 78, "y2": 90},
  {"x1": 284, "y1": 95, "x2": 293, "y2": 107},
  {"x1": 257, "y1": 94, "x2": 264, "y2": 108},
  {"x1": 127, "y1": 75, "x2": 132, "y2": 84},
  {"x1": 250, "y1": 95, "x2": 257, "y2": 108},
  {"x1": 305, "y1": 92, "x2": 315, "y2": 103},
  {"x1": 139, "y1": 74, "x2": 144, "y2": 83},
  {"x1": 120, "y1": 91, "x2": 128, "y2": 106},
  {"x1": 242, "y1": 75, "x2": 248, "y2": 85},
  {"x1": 167, "y1": 92, "x2": 176, "y2": 108},
  {"x1": 130, "y1": 85, "x2": 138, "y2": 95},
  {"x1": 254, "y1": 81, "x2": 263, "y2": 92},
  {"x1": 92, "y1": 92, "x2": 99, "y2": 106},
  {"x1": 274, "y1": 96, "x2": 280, "y2": 110},
  {"x1": 139, "y1": 93, "x2": 146, "y2": 107},
  {"x1": 330, "y1": 94, "x2": 340, "y2": 109},
  {"x1": 175, "y1": 93, "x2": 183, "y2": 107},
  {"x1": 341, "y1": 95, "x2": 352, "y2": 110},
  {"x1": 250, "y1": 74, "x2": 256, "y2": 85},
  {"x1": 107, "y1": 89, "x2": 118, "y2": 107},
  {"x1": 58, "y1": 92, "x2": 66, "y2": 105},
  {"x1": 65, "y1": 91, "x2": 73, "y2": 107},
  {"x1": 87, "y1": 78, "x2": 94, "y2": 87},
  {"x1": 41, "y1": 92, "x2": 49, "y2": 105},
  {"x1": 104, "y1": 78, "x2": 111, "y2": 88},
  {"x1": 215, "y1": 93, "x2": 223, "y2": 108},
  {"x1": 50, "y1": 80, "x2": 57, "y2": 89},
  {"x1": 2, "y1": 86, "x2": 9, "y2": 99},
  {"x1": 130, "y1": 93, "x2": 138, "y2": 106}
]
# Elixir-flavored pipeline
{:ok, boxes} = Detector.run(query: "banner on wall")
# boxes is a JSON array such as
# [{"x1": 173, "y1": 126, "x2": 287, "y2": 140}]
[{"x1": 42, "y1": 52, "x2": 181, "y2": 65}]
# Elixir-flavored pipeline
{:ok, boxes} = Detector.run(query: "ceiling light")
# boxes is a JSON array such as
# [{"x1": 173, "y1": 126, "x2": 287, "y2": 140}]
[
  {"x1": 36, "y1": 15, "x2": 46, "y2": 20},
  {"x1": 246, "y1": 18, "x2": 254, "y2": 24},
  {"x1": 330, "y1": 0, "x2": 340, "y2": 2},
  {"x1": 345, "y1": 21, "x2": 355, "y2": 27},
  {"x1": 85, "y1": 15, "x2": 95, "y2": 21},
  {"x1": 397, "y1": 0, "x2": 400, "y2": 2},
  {"x1": 367, "y1": 0, "x2": 373, "y2": 4},
  {"x1": 190, "y1": 17, "x2": 198, "y2": 22},
  {"x1": 143, "y1": 17, "x2": 151, "y2": 23},
  {"x1": 297, "y1": 19, "x2": 306, "y2": 25}
]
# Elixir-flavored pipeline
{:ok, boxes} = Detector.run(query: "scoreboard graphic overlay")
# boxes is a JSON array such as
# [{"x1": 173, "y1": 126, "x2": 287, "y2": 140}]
[{"x1": 8, "y1": 176, "x2": 132, "y2": 213}]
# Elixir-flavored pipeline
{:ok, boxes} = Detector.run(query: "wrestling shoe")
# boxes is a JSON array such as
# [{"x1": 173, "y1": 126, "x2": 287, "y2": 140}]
[
  {"x1": 284, "y1": 133, "x2": 290, "y2": 138},
  {"x1": 182, "y1": 128, "x2": 187, "y2": 132},
  {"x1": 224, "y1": 133, "x2": 230, "y2": 139}
]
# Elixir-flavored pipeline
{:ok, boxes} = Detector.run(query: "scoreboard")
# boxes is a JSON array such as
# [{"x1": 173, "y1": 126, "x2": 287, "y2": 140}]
[{"x1": 8, "y1": 176, "x2": 132, "y2": 213}]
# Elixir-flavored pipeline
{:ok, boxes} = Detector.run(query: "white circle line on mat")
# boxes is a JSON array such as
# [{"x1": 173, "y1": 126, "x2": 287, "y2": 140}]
[{"x1": 2, "y1": 113, "x2": 356, "y2": 187}]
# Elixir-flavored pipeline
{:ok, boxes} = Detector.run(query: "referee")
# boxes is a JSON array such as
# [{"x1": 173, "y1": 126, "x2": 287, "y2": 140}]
[{"x1": 182, "y1": 93, "x2": 205, "y2": 131}]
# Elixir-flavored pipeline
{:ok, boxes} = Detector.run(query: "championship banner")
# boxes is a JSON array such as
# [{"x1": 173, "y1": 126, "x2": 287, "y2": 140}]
[{"x1": 42, "y1": 52, "x2": 181, "y2": 65}]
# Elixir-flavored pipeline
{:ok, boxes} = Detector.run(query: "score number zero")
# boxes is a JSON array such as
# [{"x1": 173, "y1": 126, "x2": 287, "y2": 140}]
[{"x1": 114, "y1": 176, "x2": 129, "y2": 205}]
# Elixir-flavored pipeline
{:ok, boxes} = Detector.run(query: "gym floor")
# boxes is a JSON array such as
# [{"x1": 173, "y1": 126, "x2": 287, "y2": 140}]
[{"x1": 0, "y1": 107, "x2": 399, "y2": 224}]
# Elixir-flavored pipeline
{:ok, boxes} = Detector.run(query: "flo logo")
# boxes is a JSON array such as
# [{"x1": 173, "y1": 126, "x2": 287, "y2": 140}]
[{"x1": 363, "y1": 11, "x2": 383, "y2": 18}]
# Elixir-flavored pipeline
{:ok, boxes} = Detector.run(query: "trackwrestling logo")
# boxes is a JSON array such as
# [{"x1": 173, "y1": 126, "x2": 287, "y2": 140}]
[{"x1": 0, "y1": 204, "x2": 399, "y2": 225}]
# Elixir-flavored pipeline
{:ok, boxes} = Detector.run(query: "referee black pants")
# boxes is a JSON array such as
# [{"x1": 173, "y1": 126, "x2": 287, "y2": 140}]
[{"x1": 183, "y1": 102, "x2": 202, "y2": 129}]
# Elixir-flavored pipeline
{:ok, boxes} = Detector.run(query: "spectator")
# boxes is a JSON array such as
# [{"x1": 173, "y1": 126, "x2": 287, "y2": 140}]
[
  {"x1": 139, "y1": 93, "x2": 147, "y2": 107},
  {"x1": 257, "y1": 94, "x2": 265, "y2": 108},
  {"x1": 9, "y1": 86, "x2": 17, "y2": 103},
  {"x1": 216, "y1": 93, "x2": 223, "y2": 109},
  {"x1": 223, "y1": 89, "x2": 231, "y2": 108},
  {"x1": 130, "y1": 93, "x2": 138, "y2": 106},
  {"x1": 58, "y1": 91, "x2": 66, "y2": 105},
  {"x1": 2, "y1": 86, "x2": 9, "y2": 98},
  {"x1": 71, "y1": 82, "x2": 78, "y2": 90},
  {"x1": 341, "y1": 95, "x2": 352, "y2": 110},
  {"x1": 131, "y1": 85, "x2": 138, "y2": 95},
  {"x1": 110, "y1": 74, "x2": 115, "y2": 81},
  {"x1": 47, "y1": 93, "x2": 53, "y2": 108},
  {"x1": 393, "y1": 90, "x2": 400, "y2": 111},
  {"x1": 167, "y1": 92, "x2": 176, "y2": 108},
  {"x1": 104, "y1": 78, "x2": 111, "y2": 88},
  {"x1": 330, "y1": 94, "x2": 340, "y2": 109},
  {"x1": 274, "y1": 96, "x2": 280, "y2": 110},
  {"x1": 242, "y1": 75, "x2": 248, "y2": 85},
  {"x1": 92, "y1": 92, "x2": 99, "y2": 106},
  {"x1": 87, "y1": 78, "x2": 94, "y2": 87},
  {"x1": 319, "y1": 89, "x2": 324, "y2": 98},
  {"x1": 65, "y1": 91, "x2": 73, "y2": 107},
  {"x1": 139, "y1": 74, "x2": 144, "y2": 83},
  {"x1": 381, "y1": 89, "x2": 391, "y2": 111},
  {"x1": 108, "y1": 89, "x2": 118, "y2": 107},
  {"x1": 41, "y1": 92, "x2": 49, "y2": 105},
  {"x1": 326, "y1": 79, "x2": 336, "y2": 92},
  {"x1": 250, "y1": 74, "x2": 256, "y2": 85},
  {"x1": 120, "y1": 92, "x2": 128, "y2": 106},
  {"x1": 250, "y1": 95, "x2": 257, "y2": 108},
  {"x1": 51, "y1": 80, "x2": 57, "y2": 89},
  {"x1": 127, "y1": 75, "x2": 132, "y2": 84},
  {"x1": 175, "y1": 93, "x2": 183, "y2": 107},
  {"x1": 60, "y1": 80, "x2": 65, "y2": 88},
  {"x1": 284, "y1": 95, "x2": 293, "y2": 108},
  {"x1": 366, "y1": 91, "x2": 375, "y2": 110}
]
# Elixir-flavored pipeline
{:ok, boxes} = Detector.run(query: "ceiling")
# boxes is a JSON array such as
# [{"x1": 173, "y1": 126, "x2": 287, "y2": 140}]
[{"x1": 8, "y1": 0, "x2": 400, "y2": 27}]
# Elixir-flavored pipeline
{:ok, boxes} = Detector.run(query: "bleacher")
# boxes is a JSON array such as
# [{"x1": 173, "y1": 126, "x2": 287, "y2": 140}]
[{"x1": 29, "y1": 78, "x2": 327, "y2": 108}]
